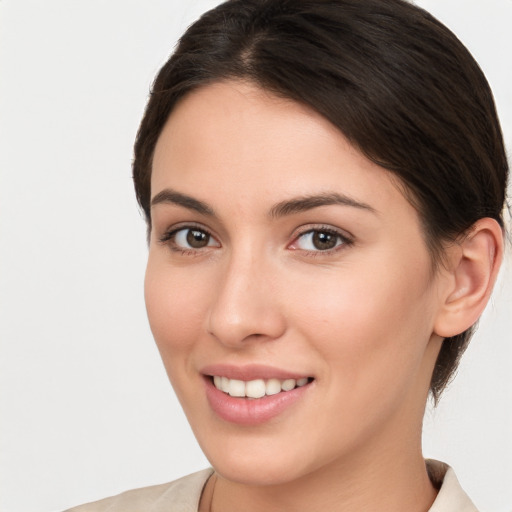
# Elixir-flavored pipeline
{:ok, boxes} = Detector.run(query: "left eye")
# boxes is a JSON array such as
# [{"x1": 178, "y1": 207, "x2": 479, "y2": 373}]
[
  {"x1": 173, "y1": 228, "x2": 219, "y2": 249},
  {"x1": 292, "y1": 230, "x2": 345, "y2": 251}
]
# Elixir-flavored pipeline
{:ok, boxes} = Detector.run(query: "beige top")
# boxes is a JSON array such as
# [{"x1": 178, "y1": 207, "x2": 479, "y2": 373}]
[{"x1": 64, "y1": 460, "x2": 478, "y2": 512}]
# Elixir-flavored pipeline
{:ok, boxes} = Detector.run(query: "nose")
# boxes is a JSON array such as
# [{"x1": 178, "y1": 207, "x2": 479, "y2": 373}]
[{"x1": 207, "y1": 249, "x2": 287, "y2": 348}]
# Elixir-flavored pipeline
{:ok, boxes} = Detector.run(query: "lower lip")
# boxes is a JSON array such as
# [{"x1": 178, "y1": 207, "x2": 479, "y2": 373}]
[{"x1": 204, "y1": 377, "x2": 313, "y2": 426}]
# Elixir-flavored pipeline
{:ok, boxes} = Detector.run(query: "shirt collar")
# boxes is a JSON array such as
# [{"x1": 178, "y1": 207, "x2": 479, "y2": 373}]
[{"x1": 426, "y1": 460, "x2": 479, "y2": 512}]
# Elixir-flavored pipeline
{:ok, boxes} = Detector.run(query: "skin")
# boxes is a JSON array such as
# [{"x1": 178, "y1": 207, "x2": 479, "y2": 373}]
[{"x1": 145, "y1": 80, "x2": 456, "y2": 512}]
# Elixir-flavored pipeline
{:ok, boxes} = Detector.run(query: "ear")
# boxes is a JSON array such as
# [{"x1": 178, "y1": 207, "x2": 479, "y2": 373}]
[{"x1": 434, "y1": 218, "x2": 504, "y2": 338}]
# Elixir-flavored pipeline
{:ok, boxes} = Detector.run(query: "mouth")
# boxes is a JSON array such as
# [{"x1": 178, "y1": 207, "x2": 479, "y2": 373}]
[
  {"x1": 201, "y1": 368, "x2": 315, "y2": 425},
  {"x1": 210, "y1": 375, "x2": 313, "y2": 399}
]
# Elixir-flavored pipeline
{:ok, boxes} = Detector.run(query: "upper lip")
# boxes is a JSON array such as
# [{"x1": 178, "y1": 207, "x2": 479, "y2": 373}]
[{"x1": 200, "y1": 363, "x2": 312, "y2": 381}]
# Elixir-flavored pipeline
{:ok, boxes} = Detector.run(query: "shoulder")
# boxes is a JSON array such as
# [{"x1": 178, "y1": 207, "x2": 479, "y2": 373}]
[
  {"x1": 426, "y1": 460, "x2": 479, "y2": 512},
  {"x1": 64, "y1": 468, "x2": 214, "y2": 512}
]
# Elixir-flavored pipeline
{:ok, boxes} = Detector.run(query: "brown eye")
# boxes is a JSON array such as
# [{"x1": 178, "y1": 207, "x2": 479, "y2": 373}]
[
  {"x1": 186, "y1": 229, "x2": 211, "y2": 248},
  {"x1": 291, "y1": 229, "x2": 348, "y2": 252},
  {"x1": 311, "y1": 231, "x2": 338, "y2": 250},
  {"x1": 169, "y1": 227, "x2": 219, "y2": 250}
]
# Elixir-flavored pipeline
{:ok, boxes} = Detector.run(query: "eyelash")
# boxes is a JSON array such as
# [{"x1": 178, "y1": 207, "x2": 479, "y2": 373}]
[
  {"x1": 158, "y1": 224, "x2": 218, "y2": 256},
  {"x1": 289, "y1": 225, "x2": 354, "y2": 257},
  {"x1": 158, "y1": 224, "x2": 354, "y2": 257}
]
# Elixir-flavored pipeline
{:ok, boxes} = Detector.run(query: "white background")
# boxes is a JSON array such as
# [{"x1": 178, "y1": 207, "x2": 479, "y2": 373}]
[{"x1": 0, "y1": 1, "x2": 511, "y2": 511}]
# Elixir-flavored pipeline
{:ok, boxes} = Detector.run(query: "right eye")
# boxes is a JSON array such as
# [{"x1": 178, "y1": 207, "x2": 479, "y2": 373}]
[{"x1": 160, "y1": 227, "x2": 220, "y2": 252}]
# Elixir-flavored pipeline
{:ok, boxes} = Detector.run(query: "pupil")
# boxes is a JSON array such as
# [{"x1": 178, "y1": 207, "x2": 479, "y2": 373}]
[
  {"x1": 312, "y1": 231, "x2": 336, "y2": 250},
  {"x1": 186, "y1": 229, "x2": 209, "y2": 248}
]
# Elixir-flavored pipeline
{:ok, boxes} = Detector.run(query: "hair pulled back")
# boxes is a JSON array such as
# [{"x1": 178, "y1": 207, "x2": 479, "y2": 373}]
[{"x1": 133, "y1": 0, "x2": 509, "y2": 401}]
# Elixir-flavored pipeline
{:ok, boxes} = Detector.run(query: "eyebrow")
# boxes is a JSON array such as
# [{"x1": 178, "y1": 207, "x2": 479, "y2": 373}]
[
  {"x1": 150, "y1": 188, "x2": 377, "y2": 218},
  {"x1": 151, "y1": 189, "x2": 215, "y2": 216},
  {"x1": 269, "y1": 192, "x2": 377, "y2": 218}
]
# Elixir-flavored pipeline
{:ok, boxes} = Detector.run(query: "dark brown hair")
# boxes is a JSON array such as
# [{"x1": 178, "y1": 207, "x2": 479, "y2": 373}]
[{"x1": 133, "y1": 0, "x2": 508, "y2": 401}]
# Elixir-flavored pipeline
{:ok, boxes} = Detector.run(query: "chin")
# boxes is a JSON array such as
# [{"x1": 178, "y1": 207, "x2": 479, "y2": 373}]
[
  {"x1": 192, "y1": 429, "x2": 298, "y2": 484},
  {"x1": 210, "y1": 453, "x2": 309, "y2": 487}
]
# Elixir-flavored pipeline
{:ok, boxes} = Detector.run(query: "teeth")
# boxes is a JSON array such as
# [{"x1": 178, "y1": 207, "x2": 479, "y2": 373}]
[
  {"x1": 228, "y1": 379, "x2": 246, "y2": 397},
  {"x1": 212, "y1": 376, "x2": 311, "y2": 398},
  {"x1": 221, "y1": 376, "x2": 230, "y2": 393},
  {"x1": 245, "y1": 379, "x2": 266, "y2": 398},
  {"x1": 265, "y1": 378, "x2": 282, "y2": 396},
  {"x1": 281, "y1": 379, "x2": 296, "y2": 391}
]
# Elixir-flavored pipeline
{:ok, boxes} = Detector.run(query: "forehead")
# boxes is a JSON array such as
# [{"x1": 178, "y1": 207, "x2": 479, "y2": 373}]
[{"x1": 151, "y1": 80, "x2": 411, "y2": 221}]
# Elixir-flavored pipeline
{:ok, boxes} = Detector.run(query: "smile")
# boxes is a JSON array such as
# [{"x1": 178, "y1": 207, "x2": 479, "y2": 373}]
[
  {"x1": 212, "y1": 376, "x2": 311, "y2": 399},
  {"x1": 204, "y1": 371, "x2": 315, "y2": 425}
]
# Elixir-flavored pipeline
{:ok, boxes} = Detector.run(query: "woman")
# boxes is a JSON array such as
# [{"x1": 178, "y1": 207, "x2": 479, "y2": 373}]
[{"x1": 67, "y1": 0, "x2": 508, "y2": 510}]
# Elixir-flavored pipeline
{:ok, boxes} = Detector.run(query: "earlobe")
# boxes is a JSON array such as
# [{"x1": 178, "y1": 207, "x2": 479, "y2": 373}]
[{"x1": 434, "y1": 218, "x2": 504, "y2": 338}]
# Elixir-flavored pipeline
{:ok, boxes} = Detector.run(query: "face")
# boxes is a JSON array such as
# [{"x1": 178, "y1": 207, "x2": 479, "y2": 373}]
[{"x1": 146, "y1": 81, "x2": 445, "y2": 486}]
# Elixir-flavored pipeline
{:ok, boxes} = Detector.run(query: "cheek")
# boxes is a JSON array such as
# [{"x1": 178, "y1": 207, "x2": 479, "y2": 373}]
[
  {"x1": 144, "y1": 256, "x2": 210, "y2": 363},
  {"x1": 289, "y1": 252, "x2": 436, "y2": 392}
]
